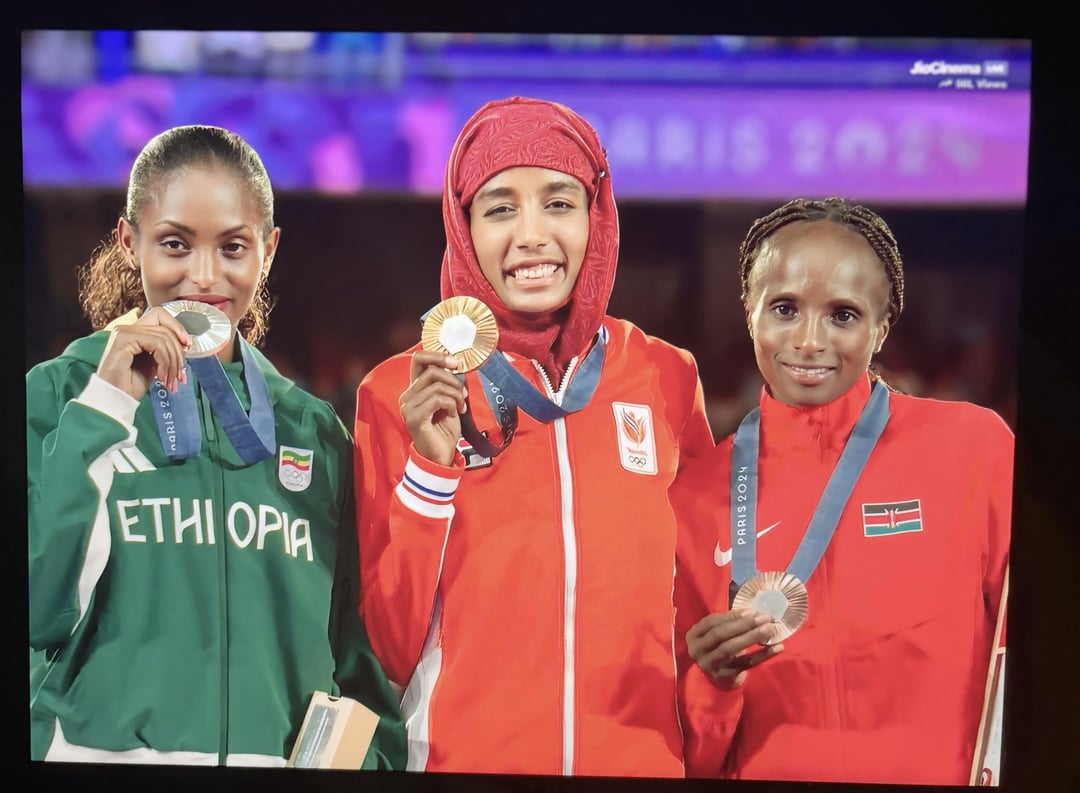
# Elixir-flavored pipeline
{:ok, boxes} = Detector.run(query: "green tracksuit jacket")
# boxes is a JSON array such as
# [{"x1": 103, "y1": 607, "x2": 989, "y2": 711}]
[{"x1": 27, "y1": 331, "x2": 405, "y2": 768}]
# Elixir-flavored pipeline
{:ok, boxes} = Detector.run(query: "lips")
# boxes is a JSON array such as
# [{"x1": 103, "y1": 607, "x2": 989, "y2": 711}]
[
  {"x1": 180, "y1": 295, "x2": 229, "y2": 308},
  {"x1": 782, "y1": 363, "x2": 835, "y2": 384}
]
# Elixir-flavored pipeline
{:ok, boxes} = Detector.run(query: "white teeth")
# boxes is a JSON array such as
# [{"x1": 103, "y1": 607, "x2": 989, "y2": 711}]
[
  {"x1": 789, "y1": 366, "x2": 830, "y2": 375},
  {"x1": 511, "y1": 263, "x2": 558, "y2": 279}
]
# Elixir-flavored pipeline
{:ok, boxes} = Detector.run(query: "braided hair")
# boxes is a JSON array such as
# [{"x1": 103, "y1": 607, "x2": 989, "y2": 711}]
[
  {"x1": 78, "y1": 125, "x2": 276, "y2": 345},
  {"x1": 738, "y1": 197, "x2": 906, "y2": 391},
  {"x1": 738, "y1": 197, "x2": 904, "y2": 325}
]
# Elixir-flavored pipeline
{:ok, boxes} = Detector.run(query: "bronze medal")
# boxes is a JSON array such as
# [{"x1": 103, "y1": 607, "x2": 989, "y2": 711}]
[{"x1": 732, "y1": 571, "x2": 809, "y2": 645}]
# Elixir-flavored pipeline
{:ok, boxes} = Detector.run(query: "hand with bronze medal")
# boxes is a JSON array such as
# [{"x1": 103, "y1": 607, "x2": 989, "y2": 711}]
[
  {"x1": 731, "y1": 571, "x2": 809, "y2": 646},
  {"x1": 403, "y1": 296, "x2": 500, "y2": 466},
  {"x1": 691, "y1": 382, "x2": 891, "y2": 687},
  {"x1": 686, "y1": 608, "x2": 786, "y2": 689}
]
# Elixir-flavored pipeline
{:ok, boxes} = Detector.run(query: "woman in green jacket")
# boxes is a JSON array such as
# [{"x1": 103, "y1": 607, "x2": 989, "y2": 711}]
[{"x1": 27, "y1": 124, "x2": 405, "y2": 768}]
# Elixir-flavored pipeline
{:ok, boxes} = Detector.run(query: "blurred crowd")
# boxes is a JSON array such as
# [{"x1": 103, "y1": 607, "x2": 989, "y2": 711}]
[{"x1": 264, "y1": 310, "x2": 1016, "y2": 443}]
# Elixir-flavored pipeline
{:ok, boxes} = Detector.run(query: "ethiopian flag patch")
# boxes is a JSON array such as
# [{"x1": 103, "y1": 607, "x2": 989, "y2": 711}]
[
  {"x1": 278, "y1": 446, "x2": 314, "y2": 492},
  {"x1": 862, "y1": 499, "x2": 923, "y2": 536}
]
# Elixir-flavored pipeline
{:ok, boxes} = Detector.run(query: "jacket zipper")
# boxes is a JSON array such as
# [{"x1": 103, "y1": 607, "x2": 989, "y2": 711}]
[{"x1": 533, "y1": 356, "x2": 580, "y2": 776}]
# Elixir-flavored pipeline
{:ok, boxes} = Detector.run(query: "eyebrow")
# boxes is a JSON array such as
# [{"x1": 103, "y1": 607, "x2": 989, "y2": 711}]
[
  {"x1": 766, "y1": 288, "x2": 867, "y2": 304},
  {"x1": 473, "y1": 179, "x2": 585, "y2": 205},
  {"x1": 154, "y1": 221, "x2": 253, "y2": 238}
]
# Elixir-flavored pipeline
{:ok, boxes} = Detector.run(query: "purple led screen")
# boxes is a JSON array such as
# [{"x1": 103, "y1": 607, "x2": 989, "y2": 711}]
[{"x1": 21, "y1": 40, "x2": 1031, "y2": 204}]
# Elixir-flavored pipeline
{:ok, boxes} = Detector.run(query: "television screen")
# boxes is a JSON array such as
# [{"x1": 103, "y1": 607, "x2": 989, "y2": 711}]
[{"x1": 23, "y1": 28, "x2": 1046, "y2": 792}]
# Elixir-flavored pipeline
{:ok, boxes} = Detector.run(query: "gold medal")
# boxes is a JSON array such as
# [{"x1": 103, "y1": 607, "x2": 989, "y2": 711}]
[
  {"x1": 420, "y1": 296, "x2": 499, "y2": 373},
  {"x1": 161, "y1": 300, "x2": 233, "y2": 359},
  {"x1": 732, "y1": 571, "x2": 809, "y2": 645}
]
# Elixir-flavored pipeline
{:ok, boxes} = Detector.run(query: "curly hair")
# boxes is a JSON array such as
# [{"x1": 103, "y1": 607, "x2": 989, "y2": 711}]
[{"x1": 78, "y1": 125, "x2": 276, "y2": 345}]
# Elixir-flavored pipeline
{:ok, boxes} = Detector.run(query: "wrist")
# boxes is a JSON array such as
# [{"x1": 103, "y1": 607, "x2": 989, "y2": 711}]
[{"x1": 77, "y1": 373, "x2": 141, "y2": 426}]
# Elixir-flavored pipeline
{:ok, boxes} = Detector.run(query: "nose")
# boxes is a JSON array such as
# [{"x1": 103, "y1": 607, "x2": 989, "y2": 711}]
[
  {"x1": 514, "y1": 205, "x2": 550, "y2": 249},
  {"x1": 187, "y1": 249, "x2": 219, "y2": 290},
  {"x1": 792, "y1": 314, "x2": 827, "y2": 353}
]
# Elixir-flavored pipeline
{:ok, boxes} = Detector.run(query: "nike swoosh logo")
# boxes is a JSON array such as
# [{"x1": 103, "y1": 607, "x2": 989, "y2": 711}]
[{"x1": 714, "y1": 521, "x2": 782, "y2": 567}]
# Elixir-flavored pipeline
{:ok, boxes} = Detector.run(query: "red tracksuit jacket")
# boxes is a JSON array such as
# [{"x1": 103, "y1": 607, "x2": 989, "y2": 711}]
[
  {"x1": 674, "y1": 375, "x2": 1012, "y2": 783},
  {"x1": 353, "y1": 317, "x2": 717, "y2": 776}
]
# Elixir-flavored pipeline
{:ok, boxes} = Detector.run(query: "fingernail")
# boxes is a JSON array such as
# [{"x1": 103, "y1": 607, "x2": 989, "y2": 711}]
[{"x1": 446, "y1": 356, "x2": 459, "y2": 367}]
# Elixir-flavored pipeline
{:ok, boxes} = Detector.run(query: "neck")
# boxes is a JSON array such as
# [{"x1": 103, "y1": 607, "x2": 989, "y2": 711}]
[{"x1": 217, "y1": 333, "x2": 241, "y2": 364}]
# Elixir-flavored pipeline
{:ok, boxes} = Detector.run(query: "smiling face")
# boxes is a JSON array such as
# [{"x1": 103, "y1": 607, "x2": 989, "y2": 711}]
[
  {"x1": 468, "y1": 166, "x2": 589, "y2": 317},
  {"x1": 118, "y1": 163, "x2": 279, "y2": 353},
  {"x1": 745, "y1": 219, "x2": 891, "y2": 408}
]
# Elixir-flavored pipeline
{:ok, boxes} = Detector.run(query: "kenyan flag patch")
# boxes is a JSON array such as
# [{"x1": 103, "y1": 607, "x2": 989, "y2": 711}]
[{"x1": 862, "y1": 499, "x2": 923, "y2": 536}]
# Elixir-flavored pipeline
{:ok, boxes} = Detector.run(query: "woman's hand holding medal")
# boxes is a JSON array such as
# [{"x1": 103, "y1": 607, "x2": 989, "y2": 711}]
[
  {"x1": 98, "y1": 306, "x2": 192, "y2": 399},
  {"x1": 405, "y1": 296, "x2": 499, "y2": 466},
  {"x1": 401, "y1": 351, "x2": 469, "y2": 467},
  {"x1": 687, "y1": 610, "x2": 785, "y2": 689}
]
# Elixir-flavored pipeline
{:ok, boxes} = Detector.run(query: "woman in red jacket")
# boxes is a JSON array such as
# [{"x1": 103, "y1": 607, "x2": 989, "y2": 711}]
[
  {"x1": 352, "y1": 96, "x2": 719, "y2": 776},
  {"x1": 678, "y1": 197, "x2": 1013, "y2": 784}
]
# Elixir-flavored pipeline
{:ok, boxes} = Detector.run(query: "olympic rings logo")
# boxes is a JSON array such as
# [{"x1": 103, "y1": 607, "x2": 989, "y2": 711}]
[{"x1": 627, "y1": 455, "x2": 649, "y2": 467}]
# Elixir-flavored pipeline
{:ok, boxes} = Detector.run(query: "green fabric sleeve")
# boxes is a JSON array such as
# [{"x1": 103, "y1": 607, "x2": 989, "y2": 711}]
[{"x1": 27, "y1": 364, "x2": 133, "y2": 651}]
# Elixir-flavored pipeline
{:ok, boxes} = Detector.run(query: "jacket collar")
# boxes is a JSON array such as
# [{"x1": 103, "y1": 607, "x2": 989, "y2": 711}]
[{"x1": 758, "y1": 374, "x2": 873, "y2": 459}]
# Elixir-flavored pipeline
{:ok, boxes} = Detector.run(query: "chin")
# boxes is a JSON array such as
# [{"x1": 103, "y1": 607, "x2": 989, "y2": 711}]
[
  {"x1": 508, "y1": 296, "x2": 570, "y2": 315},
  {"x1": 769, "y1": 385, "x2": 830, "y2": 409},
  {"x1": 797, "y1": 392, "x2": 834, "y2": 407}
]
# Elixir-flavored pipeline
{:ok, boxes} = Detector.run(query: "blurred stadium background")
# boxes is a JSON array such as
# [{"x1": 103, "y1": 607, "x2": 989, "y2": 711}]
[{"x1": 21, "y1": 31, "x2": 1030, "y2": 438}]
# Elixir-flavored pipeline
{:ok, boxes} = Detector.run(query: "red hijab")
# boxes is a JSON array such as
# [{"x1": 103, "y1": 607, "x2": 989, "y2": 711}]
[{"x1": 440, "y1": 96, "x2": 619, "y2": 381}]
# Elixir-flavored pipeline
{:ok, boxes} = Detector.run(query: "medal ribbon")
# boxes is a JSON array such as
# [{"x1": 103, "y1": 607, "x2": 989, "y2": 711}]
[
  {"x1": 149, "y1": 376, "x2": 201, "y2": 460},
  {"x1": 729, "y1": 381, "x2": 890, "y2": 606},
  {"x1": 456, "y1": 331, "x2": 606, "y2": 458},
  {"x1": 149, "y1": 340, "x2": 276, "y2": 464},
  {"x1": 476, "y1": 332, "x2": 606, "y2": 421}
]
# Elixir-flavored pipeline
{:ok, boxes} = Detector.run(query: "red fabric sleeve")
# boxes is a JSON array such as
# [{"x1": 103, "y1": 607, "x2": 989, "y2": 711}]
[{"x1": 353, "y1": 357, "x2": 463, "y2": 687}]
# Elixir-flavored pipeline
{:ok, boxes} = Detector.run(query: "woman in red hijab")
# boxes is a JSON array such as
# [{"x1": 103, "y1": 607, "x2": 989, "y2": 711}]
[{"x1": 352, "y1": 96, "x2": 724, "y2": 776}]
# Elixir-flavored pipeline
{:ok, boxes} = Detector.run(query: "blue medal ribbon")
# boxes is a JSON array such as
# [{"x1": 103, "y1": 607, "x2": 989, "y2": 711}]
[
  {"x1": 149, "y1": 339, "x2": 276, "y2": 464},
  {"x1": 458, "y1": 328, "x2": 606, "y2": 458},
  {"x1": 475, "y1": 334, "x2": 606, "y2": 422},
  {"x1": 729, "y1": 381, "x2": 890, "y2": 606},
  {"x1": 149, "y1": 376, "x2": 201, "y2": 460},
  {"x1": 418, "y1": 303, "x2": 607, "y2": 459}
]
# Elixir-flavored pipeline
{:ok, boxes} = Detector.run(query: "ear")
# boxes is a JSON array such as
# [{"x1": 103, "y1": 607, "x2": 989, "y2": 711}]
[
  {"x1": 117, "y1": 217, "x2": 137, "y2": 265},
  {"x1": 874, "y1": 318, "x2": 891, "y2": 354},
  {"x1": 262, "y1": 226, "x2": 281, "y2": 276},
  {"x1": 744, "y1": 304, "x2": 754, "y2": 339}
]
